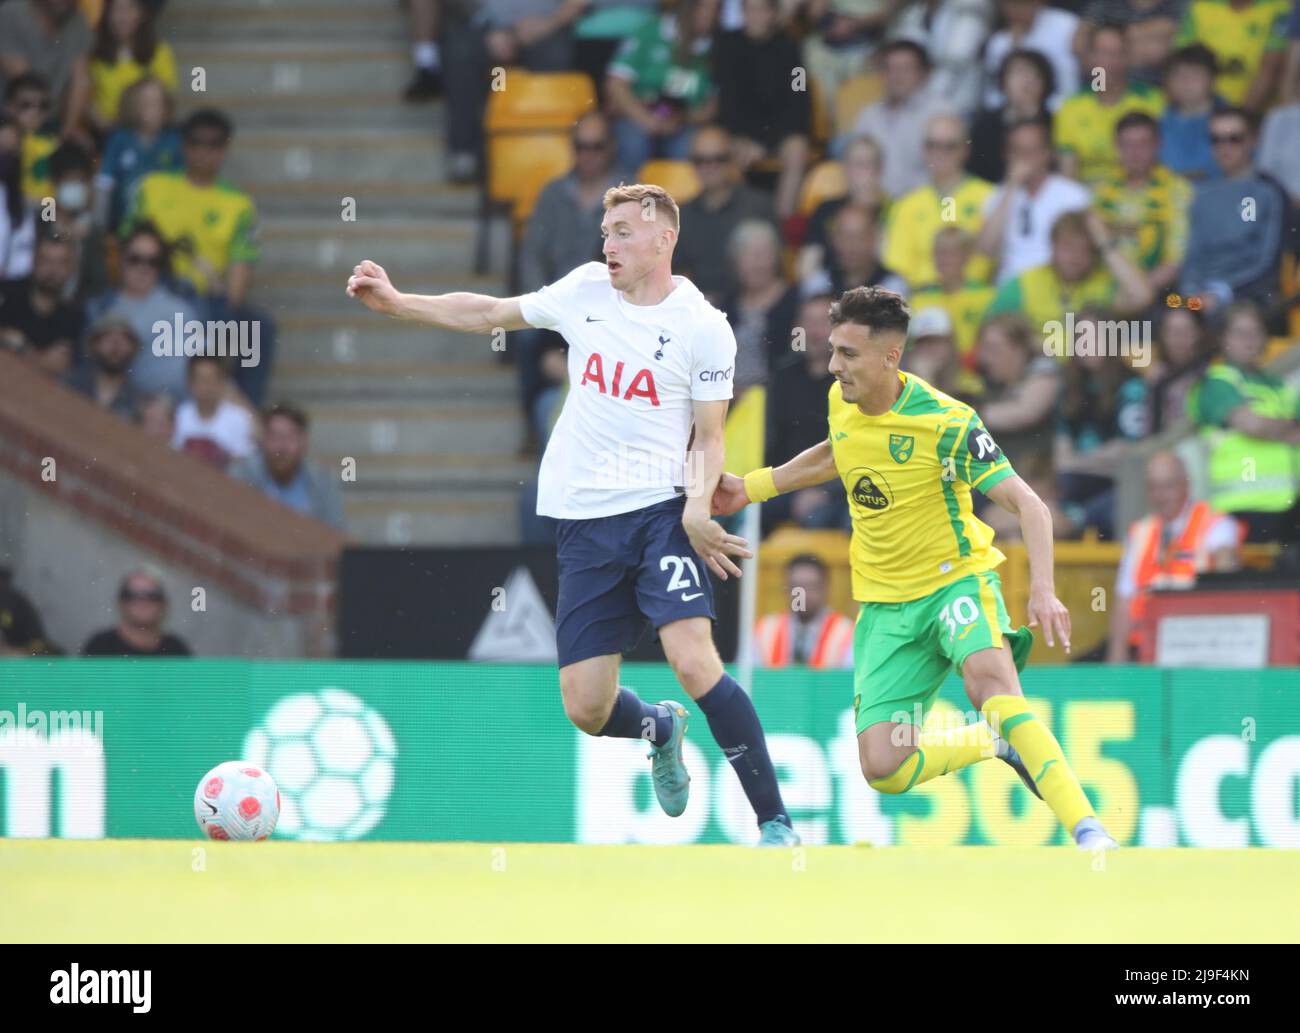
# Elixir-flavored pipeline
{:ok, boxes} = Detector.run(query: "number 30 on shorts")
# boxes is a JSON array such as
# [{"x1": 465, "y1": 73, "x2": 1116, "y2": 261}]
[
  {"x1": 660, "y1": 555, "x2": 703, "y2": 601},
  {"x1": 939, "y1": 595, "x2": 980, "y2": 641}
]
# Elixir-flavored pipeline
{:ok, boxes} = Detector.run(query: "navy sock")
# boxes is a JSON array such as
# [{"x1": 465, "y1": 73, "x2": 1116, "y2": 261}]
[
  {"x1": 696, "y1": 674, "x2": 789, "y2": 827},
  {"x1": 597, "y1": 688, "x2": 671, "y2": 746}
]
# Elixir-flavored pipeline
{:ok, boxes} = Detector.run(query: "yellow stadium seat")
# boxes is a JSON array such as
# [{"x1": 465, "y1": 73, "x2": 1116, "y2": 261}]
[
  {"x1": 485, "y1": 70, "x2": 597, "y2": 133},
  {"x1": 834, "y1": 73, "x2": 883, "y2": 138},
  {"x1": 489, "y1": 133, "x2": 575, "y2": 228},
  {"x1": 809, "y1": 76, "x2": 832, "y2": 146},
  {"x1": 635, "y1": 160, "x2": 701, "y2": 204},
  {"x1": 798, "y1": 160, "x2": 847, "y2": 217}
]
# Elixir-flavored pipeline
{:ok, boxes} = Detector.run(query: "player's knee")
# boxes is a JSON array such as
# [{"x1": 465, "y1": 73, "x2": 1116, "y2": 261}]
[
  {"x1": 562, "y1": 693, "x2": 609, "y2": 735},
  {"x1": 861, "y1": 748, "x2": 915, "y2": 790}
]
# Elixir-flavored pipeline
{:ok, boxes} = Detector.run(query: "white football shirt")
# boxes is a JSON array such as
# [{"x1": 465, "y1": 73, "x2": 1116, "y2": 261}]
[{"x1": 519, "y1": 261, "x2": 737, "y2": 520}]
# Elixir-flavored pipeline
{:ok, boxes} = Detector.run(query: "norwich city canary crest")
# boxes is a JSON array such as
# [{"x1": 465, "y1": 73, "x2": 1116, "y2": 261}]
[{"x1": 888, "y1": 433, "x2": 914, "y2": 463}]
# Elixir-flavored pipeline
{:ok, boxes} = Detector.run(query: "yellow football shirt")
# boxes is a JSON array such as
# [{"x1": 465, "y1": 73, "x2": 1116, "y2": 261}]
[
  {"x1": 986, "y1": 262, "x2": 1117, "y2": 337},
  {"x1": 883, "y1": 177, "x2": 995, "y2": 287},
  {"x1": 91, "y1": 42, "x2": 179, "y2": 123},
  {"x1": 828, "y1": 372, "x2": 1016, "y2": 603},
  {"x1": 1177, "y1": 0, "x2": 1289, "y2": 105},
  {"x1": 1054, "y1": 83, "x2": 1166, "y2": 186},
  {"x1": 21, "y1": 131, "x2": 58, "y2": 203},
  {"x1": 909, "y1": 281, "x2": 997, "y2": 360},
  {"x1": 124, "y1": 171, "x2": 260, "y2": 295},
  {"x1": 1092, "y1": 164, "x2": 1192, "y2": 271}
]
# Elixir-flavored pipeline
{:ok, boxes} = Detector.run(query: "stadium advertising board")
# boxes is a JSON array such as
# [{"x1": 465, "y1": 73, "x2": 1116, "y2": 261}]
[{"x1": 1, "y1": 661, "x2": 1296, "y2": 847}]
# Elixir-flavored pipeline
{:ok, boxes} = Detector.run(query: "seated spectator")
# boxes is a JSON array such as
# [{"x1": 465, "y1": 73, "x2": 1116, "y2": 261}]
[
  {"x1": 818, "y1": 202, "x2": 909, "y2": 298},
  {"x1": 1107, "y1": 450, "x2": 1242, "y2": 662},
  {"x1": 1148, "y1": 303, "x2": 1212, "y2": 433},
  {"x1": 1054, "y1": 308, "x2": 1150, "y2": 539},
  {"x1": 45, "y1": 140, "x2": 108, "y2": 300},
  {"x1": 673, "y1": 125, "x2": 778, "y2": 303},
  {"x1": 1188, "y1": 300, "x2": 1300, "y2": 543},
  {"x1": 713, "y1": 0, "x2": 811, "y2": 219},
  {"x1": 0, "y1": 230, "x2": 84, "y2": 375},
  {"x1": 64, "y1": 314, "x2": 143, "y2": 420},
  {"x1": 721, "y1": 218, "x2": 798, "y2": 392},
  {"x1": 96, "y1": 75, "x2": 183, "y2": 232},
  {"x1": 85, "y1": 223, "x2": 198, "y2": 401},
  {"x1": 5, "y1": 73, "x2": 58, "y2": 202},
  {"x1": 605, "y1": 0, "x2": 719, "y2": 173},
  {"x1": 230, "y1": 403, "x2": 346, "y2": 530},
  {"x1": 977, "y1": 116, "x2": 1091, "y2": 284},
  {"x1": 967, "y1": 47, "x2": 1055, "y2": 183},
  {"x1": 987, "y1": 210, "x2": 1154, "y2": 330},
  {"x1": 802, "y1": 1, "x2": 897, "y2": 114},
  {"x1": 88, "y1": 0, "x2": 177, "y2": 138},
  {"x1": 753, "y1": 554, "x2": 854, "y2": 668},
  {"x1": 137, "y1": 391, "x2": 175, "y2": 440},
  {"x1": 82, "y1": 567, "x2": 193, "y2": 657},
  {"x1": 0, "y1": 571, "x2": 58, "y2": 656},
  {"x1": 1179, "y1": 106, "x2": 1286, "y2": 312},
  {"x1": 572, "y1": 0, "x2": 661, "y2": 105},
  {"x1": 797, "y1": 134, "x2": 887, "y2": 289},
  {"x1": 513, "y1": 111, "x2": 627, "y2": 443},
  {"x1": 763, "y1": 292, "x2": 849, "y2": 532},
  {"x1": 982, "y1": 0, "x2": 1081, "y2": 111},
  {"x1": 1176, "y1": 0, "x2": 1289, "y2": 111},
  {"x1": 910, "y1": 226, "x2": 997, "y2": 364},
  {"x1": 123, "y1": 108, "x2": 276, "y2": 404},
  {"x1": 1092, "y1": 111, "x2": 1191, "y2": 295},
  {"x1": 172, "y1": 355, "x2": 257, "y2": 469},
  {"x1": 883, "y1": 112, "x2": 994, "y2": 288},
  {"x1": 0, "y1": 0, "x2": 94, "y2": 146},
  {"x1": 0, "y1": 116, "x2": 37, "y2": 278},
  {"x1": 1256, "y1": 89, "x2": 1300, "y2": 208},
  {"x1": 889, "y1": 0, "x2": 995, "y2": 115},
  {"x1": 899, "y1": 306, "x2": 984, "y2": 400},
  {"x1": 1081, "y1": 0, "x2": 1186, "y2": 87},
  {"x1": 1159, "y1": 43, "x2": 1224, "y2": 181},
  {"x1": 973, "y1": 312, "x2": 1060, "y2": 474},
  {"x1": 1055, "y1": 22, "x2": 1166, "y2": 187},
  {"x1": 844, "y1": 39, "x2": 954, "y2": 198}
]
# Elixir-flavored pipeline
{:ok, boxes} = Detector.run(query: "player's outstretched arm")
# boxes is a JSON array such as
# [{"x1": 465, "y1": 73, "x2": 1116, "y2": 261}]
[
  {"x1": 985, "y1": 474, "x2": 1072, "y2": 654},
  {"x1": 712, "y1": 439, "x2": 839, "y2": 516},
  {"x1": 346, "y1": 259, "x2": 530, "y2": 333}
]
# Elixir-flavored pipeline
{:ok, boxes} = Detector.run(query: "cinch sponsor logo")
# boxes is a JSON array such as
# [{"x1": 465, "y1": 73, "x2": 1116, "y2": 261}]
[
  {"x1": 151, "y1": 313, "x2": 261, "y2": 368},
  {"x1": 50, "y1": 965, "x2": 151, "y2": 1013},
  {"x1": 697, "y1": 367, "x2": 733, "y2": 383}
]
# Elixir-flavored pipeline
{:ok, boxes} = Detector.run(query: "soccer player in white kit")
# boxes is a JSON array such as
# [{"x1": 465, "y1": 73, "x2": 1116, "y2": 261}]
[{"x1": 347, "y1": 183, "x2": 798, "y2": 845}]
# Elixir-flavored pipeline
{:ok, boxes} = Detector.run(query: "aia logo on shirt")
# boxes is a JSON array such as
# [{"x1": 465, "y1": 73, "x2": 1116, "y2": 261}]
[{"x1": 581, "y1": 351, "x2": 660, "y2": 406}]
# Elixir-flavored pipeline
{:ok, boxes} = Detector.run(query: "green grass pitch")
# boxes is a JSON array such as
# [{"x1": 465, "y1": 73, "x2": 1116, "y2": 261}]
[{"x1": 2, "y1": 840, "x2": 1295, "y2": 943}]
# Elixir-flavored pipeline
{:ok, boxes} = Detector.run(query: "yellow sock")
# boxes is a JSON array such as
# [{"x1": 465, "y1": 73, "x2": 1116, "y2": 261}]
[
  {"x1": 868, "y1": 721, "x2": 997, "y2": 794},
  {"x1": 981, "y1": 693, "x2": 1094, "y2": 835}
]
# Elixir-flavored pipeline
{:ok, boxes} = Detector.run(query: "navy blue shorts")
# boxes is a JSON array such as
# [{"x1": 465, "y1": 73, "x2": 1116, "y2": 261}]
[{"x1": 554, "y1": 496, "x2": 716, "y2": 668}]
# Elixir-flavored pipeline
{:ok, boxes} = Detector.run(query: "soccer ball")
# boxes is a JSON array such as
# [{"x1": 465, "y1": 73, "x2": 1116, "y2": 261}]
[
  {"x1": 243, "y1": 687, "x2": 396, "y2": 841},
  {"x1": 194, "y1": 761, "x2": 281, "y2": 841}
]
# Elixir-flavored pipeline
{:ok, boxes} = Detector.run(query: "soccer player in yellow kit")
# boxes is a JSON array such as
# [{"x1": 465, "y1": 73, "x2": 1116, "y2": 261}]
[{"x1": 713, "y1": 287, "x2": 1118, "y2": 850}]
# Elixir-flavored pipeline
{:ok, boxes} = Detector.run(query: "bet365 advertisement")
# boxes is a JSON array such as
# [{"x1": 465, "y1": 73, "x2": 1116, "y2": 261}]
[{"x1": 0, "y1": 661, "x2": 1296, "y2": 847}]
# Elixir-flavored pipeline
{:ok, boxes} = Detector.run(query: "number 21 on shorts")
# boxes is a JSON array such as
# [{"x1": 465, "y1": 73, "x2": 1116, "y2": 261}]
[{"x1": 661, "y1": 555, "x2": 703, "y2": 601}]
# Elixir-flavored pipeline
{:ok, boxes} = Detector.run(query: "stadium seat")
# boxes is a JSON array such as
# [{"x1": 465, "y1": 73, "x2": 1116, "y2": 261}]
[
  {"x1": 636, "y1": 160, "x2": 701, "y2": 204},
  {"x1": 798, "y1": 160, "x2": 847, "y2": 217},
  {"x1": 497, "y1": 133, "x2": 577, "y2": 228},
  {"x1": 809, "y1": 76, "x2": 831, "y2": 147},
  {"x1": 834, "y1": 73, "x2": 883, "y2": 138},
  {"x1": 484, "y1": 70, "x2": 597, "y2": 133}
]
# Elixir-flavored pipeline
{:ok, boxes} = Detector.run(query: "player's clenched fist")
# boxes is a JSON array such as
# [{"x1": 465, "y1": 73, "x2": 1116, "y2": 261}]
[
  {"x1": 710, "y1": 472, "x2": 749, "y2": 517},
  {"x1": 346, "y1": 260, "x2": 401, "y2": 316}
]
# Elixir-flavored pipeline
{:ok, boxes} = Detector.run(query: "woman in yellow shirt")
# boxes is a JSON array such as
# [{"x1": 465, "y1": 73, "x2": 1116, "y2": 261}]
[{"x1": 89, "y1": 0, "x2": 177, "y2": 134}]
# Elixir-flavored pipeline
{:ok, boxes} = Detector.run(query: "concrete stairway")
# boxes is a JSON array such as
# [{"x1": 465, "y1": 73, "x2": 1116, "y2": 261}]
[{"x1": 163, "y1": 0, "x2": 529, "y2": 545}]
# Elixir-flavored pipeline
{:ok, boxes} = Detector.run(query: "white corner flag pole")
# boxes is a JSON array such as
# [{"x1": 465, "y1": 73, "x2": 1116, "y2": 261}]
[{"x1": 735, "y1": 501, "x2": 761, "y2": 695}]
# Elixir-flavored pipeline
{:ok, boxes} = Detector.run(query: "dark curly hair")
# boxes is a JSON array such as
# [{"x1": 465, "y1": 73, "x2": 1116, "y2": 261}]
[{"x1": 829, "y1": 286, "x2": 911, "y2": 337}]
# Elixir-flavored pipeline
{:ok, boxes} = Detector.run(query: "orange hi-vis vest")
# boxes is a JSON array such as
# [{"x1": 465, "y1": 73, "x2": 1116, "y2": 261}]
[
  {"x1": 754, "y1": 610, "x2": 854, "y2": 668},
  {"x1": 1125, "y1": 500, "x2": 1217, "y2": 646}
]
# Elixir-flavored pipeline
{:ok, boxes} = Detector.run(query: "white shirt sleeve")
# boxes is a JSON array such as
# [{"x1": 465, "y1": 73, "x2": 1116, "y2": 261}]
[
  {"x1": 1202, "y1": 514, "x2": 1242, "y2": 557},
  {"x1": 689, "y1": 313, "x2": 737, "y2": 401},
  {"x1": 517, "y1": 262, "x2": 597, "y2": 332}
]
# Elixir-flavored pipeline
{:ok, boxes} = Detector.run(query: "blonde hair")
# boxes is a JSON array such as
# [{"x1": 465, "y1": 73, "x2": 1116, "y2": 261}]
[{"x1": 603, "y1": 182, "x2": 680, "y2": 232}]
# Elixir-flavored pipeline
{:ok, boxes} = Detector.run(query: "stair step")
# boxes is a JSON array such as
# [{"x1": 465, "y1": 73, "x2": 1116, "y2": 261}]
[
  {"x1": 271, "y1": 360, "x2": 514, "y2": 401},
  {"x1": 309, "y1": 402, "x2": 524, "y2": 456},
  {"x1": 342, "y1": 494, "x2": 523, "y2": 546}
]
